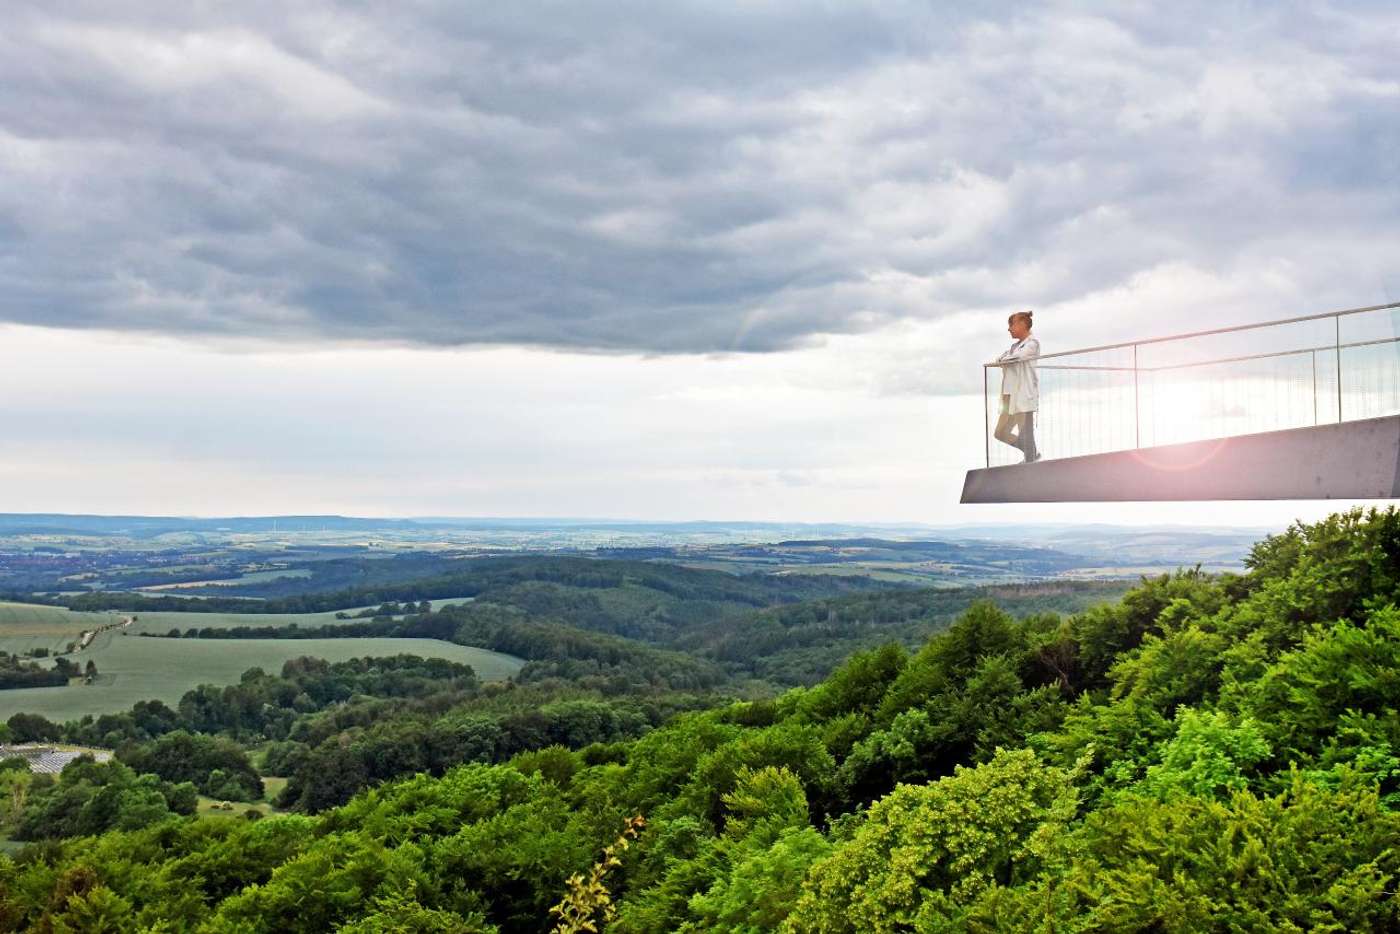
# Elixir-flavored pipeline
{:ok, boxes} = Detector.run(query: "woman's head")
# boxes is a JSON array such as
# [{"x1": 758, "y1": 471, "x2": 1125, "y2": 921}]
[{"x1": 1007, "y1": 310, "x2": 1033, "y2": 339}]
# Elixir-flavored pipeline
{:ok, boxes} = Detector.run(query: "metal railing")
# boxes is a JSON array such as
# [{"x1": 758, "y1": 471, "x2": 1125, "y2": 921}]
[{"x1": 982, "y1": 301, "x2": 1400, "y2": 467}]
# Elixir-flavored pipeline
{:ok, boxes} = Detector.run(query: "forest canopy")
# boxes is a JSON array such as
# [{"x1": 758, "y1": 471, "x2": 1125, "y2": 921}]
[{"x1": 2, "y1": 508, "x2": 1399, "y2": 932}]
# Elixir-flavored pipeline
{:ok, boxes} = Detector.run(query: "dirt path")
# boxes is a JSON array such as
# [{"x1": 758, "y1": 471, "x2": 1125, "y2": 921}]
[{"x1": 72, "y1": 616, "x2": 133, "y2": 653}]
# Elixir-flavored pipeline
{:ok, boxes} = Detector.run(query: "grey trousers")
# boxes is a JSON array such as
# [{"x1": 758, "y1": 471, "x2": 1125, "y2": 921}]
[{"x1": 994, "y1": 397, "x2": 1037, "y2": 459}]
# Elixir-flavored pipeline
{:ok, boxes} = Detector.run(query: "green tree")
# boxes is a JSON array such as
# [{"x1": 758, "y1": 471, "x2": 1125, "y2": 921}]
[
  {"x1": 786, "y1": 748, "x2": 1082, "y2": 933},
  {"x1": 7, "y1": 712, "x2": 60, "y2": 742},
  {"x1": 963, "y1": 776, "x2": 1400, "y2": 932},
  {"x1": 50, "y1": 884, "x2": 135, "y2": 934},
  {"x1": 1136, "y1": 708, "x2": 1270, "y2": 801}
]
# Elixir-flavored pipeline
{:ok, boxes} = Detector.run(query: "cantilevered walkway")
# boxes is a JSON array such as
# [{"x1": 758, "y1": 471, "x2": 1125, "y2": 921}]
[{"x1": 962, "y1": 302, "x2": 1400, "y2": 503}]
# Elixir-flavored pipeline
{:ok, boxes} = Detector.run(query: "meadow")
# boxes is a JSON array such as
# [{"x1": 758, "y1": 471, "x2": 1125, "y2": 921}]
[
  {"x1": 0, "y1": 633, "x2": 522, "y2": 722},
  {"x1": 119, "y1": 599, "x2": 476, "y2": 635},
  {"x1": 136, "y1": 567, "x2": 315, "y2": 590},
  {"x1": 0, "y1": 598, "x2": 480, "y2": 654},
  {"x1": 125, "y1": 609, "x2": 394, "y2": 635},
  {"x1": 0, "y1": 601, "x2": 117, "y2": 655},
  {"x1": 121, "y1": 599, "x2": 476, "y2": 634}
]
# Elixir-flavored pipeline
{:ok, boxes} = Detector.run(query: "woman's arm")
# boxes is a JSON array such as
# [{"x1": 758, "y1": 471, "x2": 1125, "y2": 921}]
[{"x1": 1003, "y1": 337, "x2": 1040, "y2": 361}]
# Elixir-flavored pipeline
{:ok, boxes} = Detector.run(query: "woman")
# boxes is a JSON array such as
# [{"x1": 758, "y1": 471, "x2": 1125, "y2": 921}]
[{"x1": 993, "y1": 310, "x2": 1040, "y2": 462}]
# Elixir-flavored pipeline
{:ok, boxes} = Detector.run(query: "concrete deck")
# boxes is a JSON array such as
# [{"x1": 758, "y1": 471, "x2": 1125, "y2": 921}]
[{"x1": 962, "y1": 414, "x2": 1400, "y2": 502}]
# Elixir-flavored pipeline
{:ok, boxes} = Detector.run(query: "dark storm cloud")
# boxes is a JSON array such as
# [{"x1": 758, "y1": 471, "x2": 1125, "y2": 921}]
[{"x1": 1, "y1": 1, "x2": 1397, "y2": 352}]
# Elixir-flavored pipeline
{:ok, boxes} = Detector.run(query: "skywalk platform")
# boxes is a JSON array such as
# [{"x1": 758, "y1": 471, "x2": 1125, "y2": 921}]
[
  {"x1": 964, "y1": 301, "x2": 1400, "y2": 503},
  {"x1": 962, "y1": 413, "x2": 1400, "y2": 503}
]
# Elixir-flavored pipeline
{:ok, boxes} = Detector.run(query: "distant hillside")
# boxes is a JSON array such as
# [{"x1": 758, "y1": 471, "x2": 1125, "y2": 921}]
[
  {"x1": 676, "y1": 580, "x2": 1131, "y2": 685},
  {"x1": 2, "y1": 516, "x2": 1257, "y2": 596},
  {"x1": 0, "y1": 513, "x2": 429, "y2": 537},
  {"x1": 40, "y1": 554, "x2": 896, "y2": 614}
]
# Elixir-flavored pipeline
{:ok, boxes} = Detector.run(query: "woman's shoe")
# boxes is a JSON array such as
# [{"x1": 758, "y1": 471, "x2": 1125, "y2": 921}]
[{"x1": 1024, "y1": 452, "x2": 1042, "y2": 463}]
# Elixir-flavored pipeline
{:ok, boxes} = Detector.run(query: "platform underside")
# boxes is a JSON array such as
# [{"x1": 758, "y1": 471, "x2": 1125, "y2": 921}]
[{"x1": 961, "y1": 414, "x2": 1400, "y2": 503}]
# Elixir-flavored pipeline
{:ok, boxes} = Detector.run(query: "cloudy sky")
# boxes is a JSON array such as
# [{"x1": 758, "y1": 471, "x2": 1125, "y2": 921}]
[{"x1": 2, "y1": 1, "x2": 1397, "y2": 524}]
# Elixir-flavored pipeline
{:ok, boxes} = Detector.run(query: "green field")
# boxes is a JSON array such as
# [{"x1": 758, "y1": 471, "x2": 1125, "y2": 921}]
[
  {"x1": 769, "y1": 565, "x2": 964, "y2": 584},
  {"x1": 0, "y1": 598, "x2": 482, "y2": 655},
  {"x1": 0, "y1": 601, "x2": 118, "y2": 655},
  {"x1": 426, "y1": 596, "x2": 475, "y2": 610},
  {"x1": 0, "y1": 602, "x2": 377, "y2": 655},
  {"x1": 0, "y1": 634, "x2": 523, "y2": 722},
  {"x1": 125, "y1": 609, "x2": 386, "y2": 635},
  {"x1": 137, "y1": 567, "x2": 315, "y2": 591},
  {"x1": 122, "y1": 600, "x2": 477, "y2": 634},
  {"x1": 197, "y1": 777, "x2": 290, "y2": 816}
]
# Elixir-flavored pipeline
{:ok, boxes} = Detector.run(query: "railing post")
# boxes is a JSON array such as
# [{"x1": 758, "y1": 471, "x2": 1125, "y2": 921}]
[
  {"x1": 1336, "y1": 315, "x2": 1343, "y2": 422},
  {"x1": 983, "y1": 365, "x2": 990, "y2": 468},
  {"x1": 1133, "y1": 344, "x2": 1140, "y2": 448}
]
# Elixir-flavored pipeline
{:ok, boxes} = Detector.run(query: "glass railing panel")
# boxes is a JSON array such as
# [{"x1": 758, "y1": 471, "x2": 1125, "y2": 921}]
[{"x1": 981, "y1": 302, "x2": 1400, "y2": 467}]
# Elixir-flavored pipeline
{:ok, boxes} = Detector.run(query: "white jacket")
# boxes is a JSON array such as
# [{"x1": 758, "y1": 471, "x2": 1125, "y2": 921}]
[{"x1": 997, "y1": 337, "x2": 1040, "y2": 414}]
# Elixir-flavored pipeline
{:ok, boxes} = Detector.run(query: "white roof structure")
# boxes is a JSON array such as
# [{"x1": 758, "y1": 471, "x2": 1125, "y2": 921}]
[{"x1": 0, "y1": 744, "x2": 112, "y2": 775}]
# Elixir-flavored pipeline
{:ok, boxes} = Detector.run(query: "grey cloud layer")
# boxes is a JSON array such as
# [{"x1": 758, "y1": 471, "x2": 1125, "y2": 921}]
[{"x1": 2, "y1": 1, "x2": 1397, "y2": 352}]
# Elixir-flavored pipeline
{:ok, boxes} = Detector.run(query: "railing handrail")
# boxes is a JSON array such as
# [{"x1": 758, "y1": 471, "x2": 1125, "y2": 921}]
[
  {"x1": 1029, "y1": 334, "x2": 1400, "y2": 374},
  {"x1": 983, "y1": 300, "x2": 1400, "y2": 368}
]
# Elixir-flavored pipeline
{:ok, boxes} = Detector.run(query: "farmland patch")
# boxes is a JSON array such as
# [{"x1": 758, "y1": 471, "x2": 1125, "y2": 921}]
[{"x1": 0, "y1": 635, "x2": 522, "y2": 721}]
